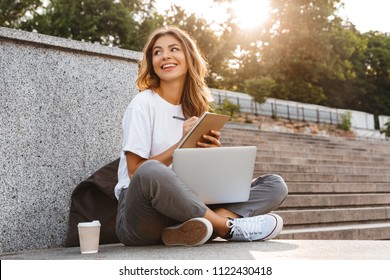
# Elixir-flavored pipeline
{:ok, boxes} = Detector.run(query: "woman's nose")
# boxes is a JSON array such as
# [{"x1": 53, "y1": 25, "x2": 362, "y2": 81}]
[{"x1": 162, "y1": 52, "x2": 171, "y2": 60}]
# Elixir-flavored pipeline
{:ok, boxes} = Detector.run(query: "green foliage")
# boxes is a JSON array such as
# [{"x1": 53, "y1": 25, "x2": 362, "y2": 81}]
[
  {"x1": 320, "y1": 30, "x2": 390, "y2": 117},
  {"x1": 0, "y1": 0, "x2": 43, "y2": 27},
  {"x1": 359, "y1": 32, "x2": 390, "y2": 116},
  {"x1": 258, "y1": 0, "x2": 350, "y2": 104},
  {"x1": 18, "y1": 0, "x2": 152, "y2": 51},
  {"x1": 338, "y1": 111, "x2": 352, "y2": 131},
  {"x1": 243, "y1": 77, "x2": 275, "y2": 104},
  {"x1": 380, "y1": 121, "x2": 390, "y2": 137},
  {"x1": 215, "y1": 98, "x2": 240, "y2": 118}
]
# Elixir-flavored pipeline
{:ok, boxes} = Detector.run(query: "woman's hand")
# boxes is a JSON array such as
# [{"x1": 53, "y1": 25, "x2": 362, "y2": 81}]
[
  {"x1": 182, "y1": 116, "x2": 199, "y2": 136},
  {"x1": 182, "y1": 116, "x2": 222, "y2": 148},
  {"x1": 197, "y1": 130, "x2": 222, "y2": 148}
]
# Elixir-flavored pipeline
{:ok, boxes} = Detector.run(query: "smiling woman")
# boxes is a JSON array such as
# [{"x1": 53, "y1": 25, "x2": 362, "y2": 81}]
[{"x1": 113, "y1": 25, "x2": 287, "y2": 248}]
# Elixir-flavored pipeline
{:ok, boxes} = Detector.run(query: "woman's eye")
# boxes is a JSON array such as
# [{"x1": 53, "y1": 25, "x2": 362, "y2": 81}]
[
  {"x1": 171, "y1": 47, "x2": 179, "y2": 52},
  {"x1": 154, "y1": 50, "x2": 162, "y2": 56}
]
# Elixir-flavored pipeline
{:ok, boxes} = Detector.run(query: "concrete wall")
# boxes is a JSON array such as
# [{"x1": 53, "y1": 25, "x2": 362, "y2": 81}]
[{"x1": 0, "y1": 27, "x2": 141, "y2": 253}]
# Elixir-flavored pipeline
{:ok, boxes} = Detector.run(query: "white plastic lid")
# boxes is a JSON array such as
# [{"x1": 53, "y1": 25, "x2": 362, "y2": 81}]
[{"x1": 77, "y1": 220, "x2": 101, "y2": 227}]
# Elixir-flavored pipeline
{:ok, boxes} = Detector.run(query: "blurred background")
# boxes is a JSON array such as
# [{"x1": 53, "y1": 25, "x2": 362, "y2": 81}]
[{"x1": 1, "y1": 0, "x2": 389, "y2": 128}]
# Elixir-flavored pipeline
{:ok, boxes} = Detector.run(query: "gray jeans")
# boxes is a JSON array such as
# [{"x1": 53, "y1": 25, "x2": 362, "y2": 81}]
[{"x1": 116, "y1": 160, "x2": 288, "y2": 245}]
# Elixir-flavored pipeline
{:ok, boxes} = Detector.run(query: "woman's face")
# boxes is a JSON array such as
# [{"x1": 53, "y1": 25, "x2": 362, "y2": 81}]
[{"x1": 152, "y1": 34, "x2": 188, "y2": 85}]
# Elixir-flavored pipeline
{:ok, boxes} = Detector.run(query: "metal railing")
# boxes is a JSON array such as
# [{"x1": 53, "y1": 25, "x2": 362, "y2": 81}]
[{"x1": 211, "y1": 88, "x2": 377, "y2": 130}]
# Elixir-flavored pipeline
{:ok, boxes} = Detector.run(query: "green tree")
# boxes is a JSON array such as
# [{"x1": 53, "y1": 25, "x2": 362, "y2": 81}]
[
  {"x1": 259, "y1": 0, "x2": 347, "y2": 103},
  {"x1": 317, "y1": 22, "x2": 368, "y2": 108},
  {"x1": 361, "y1": 32, "x2": 390, "y2": 116},
  {"x1": 0, "y1": 0, "x2": 43, "y2": 27},
  {"x1": 211, "y1": 0, "x2": 358, "y2": 105},
  {"x1": 243, "y1": 76, "x2": 276, "y2": 104},
  {"x1": 322, "y1": 30, "x2": 390, "y2": 119},
  {"x1": 220, "y1": 0, "x2": 390, "y2": 115},
  {"x1": 19, "y1": 0, "x2": 152, "y2": 51}
]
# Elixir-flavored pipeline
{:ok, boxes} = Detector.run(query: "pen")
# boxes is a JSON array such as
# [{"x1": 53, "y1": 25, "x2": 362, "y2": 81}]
[{"x1": 173, "y1": 116, "x2": 186, "y2": 121}]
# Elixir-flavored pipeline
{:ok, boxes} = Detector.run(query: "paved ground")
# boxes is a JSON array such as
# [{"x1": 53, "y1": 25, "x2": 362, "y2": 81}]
[{"x1": 2, "y1": 239, "x2": 390, "y2": 260}]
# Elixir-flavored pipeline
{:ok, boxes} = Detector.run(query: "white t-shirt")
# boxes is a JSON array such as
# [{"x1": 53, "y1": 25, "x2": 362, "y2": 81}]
[{"x1": 114, "y1": 89, "x2": 184, "y2": 199}]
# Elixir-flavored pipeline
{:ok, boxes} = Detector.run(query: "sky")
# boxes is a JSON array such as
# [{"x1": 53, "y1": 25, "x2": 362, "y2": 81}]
[
  {"x1": 155, "y1": 0, "x2": 390, "y2": 33},
  {"x1": 339, "y1": 0, "x2": 390, "y2": 32}
]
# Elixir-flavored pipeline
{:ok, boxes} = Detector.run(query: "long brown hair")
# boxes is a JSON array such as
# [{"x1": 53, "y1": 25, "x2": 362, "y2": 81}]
[{"x1": 137, "y1": 26, "x2": 210, "y2": 118}]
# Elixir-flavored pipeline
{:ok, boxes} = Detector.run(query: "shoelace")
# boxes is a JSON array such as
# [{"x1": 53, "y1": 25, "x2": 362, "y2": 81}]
[{"x1": 227, "y1": 217, "x2": 264, "y2": 241}]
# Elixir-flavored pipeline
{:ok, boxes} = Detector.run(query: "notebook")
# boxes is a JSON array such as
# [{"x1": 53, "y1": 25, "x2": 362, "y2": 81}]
[
  {"x1": 177, "y1": 112, "x2": 230, "y2": 149},
  {"x1": 172, "y1": 146, "x2": 257, "y2": 204}
]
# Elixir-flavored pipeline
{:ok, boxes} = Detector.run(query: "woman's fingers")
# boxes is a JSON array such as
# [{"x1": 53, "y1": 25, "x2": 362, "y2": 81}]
[
  {"x1": 210, "y1": 130, "x2": 221, "y2": 140},
  {"x1": 182, "y1": 116, "x2": 199, "y2": 135},
  {"x1": 197, "y1": 132, "x2": 222, "y2": 148}
]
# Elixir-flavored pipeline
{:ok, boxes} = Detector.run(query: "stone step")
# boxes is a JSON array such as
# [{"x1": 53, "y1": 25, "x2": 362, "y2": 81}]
[
  {"x1": 255, "y1": 163, "x2": 390, "y2": 175},
  {"x1": 222, "y1": 125, "x2": 390, "y2": 240},
  {"x1": 269, "y1": 134, "x2": 389, "y2": 145},
  {"x1": 223, "y1": 125, "x2": 387, "y2": 140},
  {"x1": 280, "y1": 194, "x2": 390, "y2": 208},
  {"x1": 222, "y1": 142, "x2": 390, "y2": 163},
  {"x1": 275, "y1": 206, "x2": 390, "y2": 225},
  {"x1": 257, "y1": 154, "x2": 389, "y2": 165},
  {"x1": 267, "y1": 172, "x2": 390, "y2": 183},
  {"x1": 254, "y1": 146, "x2": 390, "y2": 161},
  {"x1": 286, "y1": 182, "x2": 390, "y2": 194},
  {"x1": 223, "y1": 124, "x2": 387, "y2": 142},
  {"x1": 255, "y1": 156, "x2": 389, "y2": 168},
  {"x1": 226, "y1": 139, "x2": 390, "y2": 155},
  {"x1": 225, "y1": 134, "x2": 390, "y2": 146},
  {"x1": 256, "y1": 142, "x2": 390, "y2": 156},
  {"x1": 277, "y1": 222, "x2": 390, "y2": 240},
  {"x1": 222, "y1": 129, "x2": 390, "y2": 153}
]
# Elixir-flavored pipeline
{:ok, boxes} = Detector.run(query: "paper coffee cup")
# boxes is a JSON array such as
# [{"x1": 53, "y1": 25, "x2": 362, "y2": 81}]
[{"x1": 77, "y1": 220, "x2": 101, "y2": 254}]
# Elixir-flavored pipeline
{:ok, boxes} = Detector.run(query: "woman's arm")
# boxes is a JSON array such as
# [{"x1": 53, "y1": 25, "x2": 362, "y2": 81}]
[
  {"x1": 126, "y1": 116, "x2": 222, "y2": 177},
  {"x1": 125, "y1": 141, "x2": 178, "y2": 178}
]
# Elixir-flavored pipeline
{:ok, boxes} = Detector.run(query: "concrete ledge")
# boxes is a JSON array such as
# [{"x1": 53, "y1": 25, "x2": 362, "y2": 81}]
[
  {"x1": 0, "y1": 27, "x2": 141, "y2": 253},
  {"x1": 0, "y1": 27, "x2": 142, "y2": 61},
  {"x1": 1, "y1": 240, "x2": 390, "y2": 260}
]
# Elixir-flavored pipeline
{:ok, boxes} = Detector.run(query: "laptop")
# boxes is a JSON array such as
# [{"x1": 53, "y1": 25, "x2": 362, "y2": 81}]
[{"x1": 172, "y1": 146, "x2": 257, "y2": 204}]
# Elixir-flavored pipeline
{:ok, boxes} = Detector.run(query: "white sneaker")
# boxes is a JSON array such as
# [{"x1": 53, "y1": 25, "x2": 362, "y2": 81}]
[
  {"x1": 226, "y1": 214, "x2": 283, "y2": 241},
  {"x1": 162, "y1": 217, "x2": 213, "y2": 246}
]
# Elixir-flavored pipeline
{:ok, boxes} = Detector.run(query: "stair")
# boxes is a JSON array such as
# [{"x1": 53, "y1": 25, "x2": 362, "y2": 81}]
[{"x1": 221, "y1": 124, "x2": 390, "y2": 240}]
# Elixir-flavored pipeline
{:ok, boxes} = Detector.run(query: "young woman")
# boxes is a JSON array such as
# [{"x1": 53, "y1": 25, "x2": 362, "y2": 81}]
[{"x1": 115, "y1": 26, "x2": 288, "y2": 246}]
